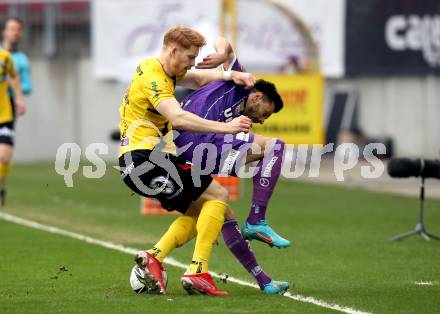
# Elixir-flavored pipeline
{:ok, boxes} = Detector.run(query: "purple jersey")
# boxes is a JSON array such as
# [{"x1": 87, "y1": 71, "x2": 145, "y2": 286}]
[
  {"x1": 174, "y1": 59, "x2": 255, "y2": 176},
  {"x1": 180, "y1": 59, "x2": 249, "y2": 123}
]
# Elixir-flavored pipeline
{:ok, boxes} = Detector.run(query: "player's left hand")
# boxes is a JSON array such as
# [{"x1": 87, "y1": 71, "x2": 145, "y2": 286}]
[
  {"x1": 226, "y1": 115, "x2": 252, "y2": 134},
  {"x1": 231, "y1": 71, "x2": 256, "y2": 89},
  {"x1": 195, "y1": 52, "x2": 228, "y2": 69}
]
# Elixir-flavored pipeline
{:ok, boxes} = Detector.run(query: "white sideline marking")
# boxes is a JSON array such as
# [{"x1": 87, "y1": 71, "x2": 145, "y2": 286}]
[
  {"x1": 0, "y1": 212, "x2": 371, "y2": 314},
  {"x1": 414, "y1": 281, "x2": 434, "y2": 286}
]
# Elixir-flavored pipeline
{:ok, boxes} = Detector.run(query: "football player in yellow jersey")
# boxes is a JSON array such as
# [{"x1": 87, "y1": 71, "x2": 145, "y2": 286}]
[
  {"x1": 119, "y1": 26, "x2": 255, "y2": 296},
  {"x1": 0, "y1": 48, "x2": 25, "y2": 206}
]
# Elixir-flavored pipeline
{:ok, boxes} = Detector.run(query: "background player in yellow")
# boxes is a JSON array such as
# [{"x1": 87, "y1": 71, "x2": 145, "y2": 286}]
[
  {"x1": 119, "y1": 25, "x2": 255, "y2": 295},
  {"x1": 0, "y1": 46, "x2": 25, "y2": 206}
]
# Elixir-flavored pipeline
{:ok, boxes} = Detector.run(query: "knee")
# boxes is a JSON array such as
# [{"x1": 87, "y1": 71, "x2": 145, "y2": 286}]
[
  {"x1": 275, "y1": 139, "x2": 285, "y2": 153},
  {"x1": 0, "y1": 147, "x2": 12, "y2": 164},
  {"x1": 275, "y1": 138, "x2": 285, "y2": 146},
  {"x1": 261, "y1": 137, "x2": 285, "y2": 151},
  {"x1": 224, "y1": 208, "x2": 236, "y2": 220},
  {"x1": 0, "y1": 155, "x2": 10, "y2": 165},
  {"x1": 213, "y1": 184, "x2": 229, "y2": 203},
  {"x1": 262, "y1": 138, "x2": 285, "y2": 157},
  {"x1": 270, "y1": 138, "x2": 284, "y2": 148}
]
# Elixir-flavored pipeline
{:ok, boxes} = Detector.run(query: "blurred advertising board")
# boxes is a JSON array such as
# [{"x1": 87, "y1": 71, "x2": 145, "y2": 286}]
[
  {"x1": 92, "y1": 0, "x2": 345, "y2": 80},
  {"x1": 345, "y1": 0, "x2": 440, "y2": 75},
  {"x1": 92, "y1": 0, "x2": 221, "y2": 80},
  {"x1": 237, "y1": 0, "x2": 345, "y2": 77},
  {"x1": 252, "y1": 74, "x2": 324, "y2": 145}
]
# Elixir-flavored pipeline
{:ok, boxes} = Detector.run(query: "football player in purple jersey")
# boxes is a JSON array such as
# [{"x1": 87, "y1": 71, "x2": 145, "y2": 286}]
[{"x1": 174, "y1": 37, "x2": 290, "y2": 294}]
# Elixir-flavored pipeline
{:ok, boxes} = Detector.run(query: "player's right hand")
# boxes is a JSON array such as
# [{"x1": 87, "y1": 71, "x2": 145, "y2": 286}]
[
  {"x1": 226, "y1": 115, "x2": 252, "y2": 134},
  {"x1": 231, "y1": 71, "x2": 256, "y2": 89},
  {"x1": 15, "y1": 98, "x2": 26, "y2": 116},
  {"x1": 195, "y1": 52, "x2": 228, "y2": 69}
]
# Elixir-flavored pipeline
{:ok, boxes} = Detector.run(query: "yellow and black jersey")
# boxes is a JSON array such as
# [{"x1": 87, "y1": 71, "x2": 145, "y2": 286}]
[
  {"x1": 0, "y1": 49, "x2": 15, "y2": 124},
  {"x1": 119, "y1": 58, "x2": 180, "y2": 156}
]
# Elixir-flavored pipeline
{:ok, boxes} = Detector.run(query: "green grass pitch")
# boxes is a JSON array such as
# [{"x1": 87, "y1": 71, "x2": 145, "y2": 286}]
[{"x1": 1, "y1": 163, "x2": 439, "y2": 313}]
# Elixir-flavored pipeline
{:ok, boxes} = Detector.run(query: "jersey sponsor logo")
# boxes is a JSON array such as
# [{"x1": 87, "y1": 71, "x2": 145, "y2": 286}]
[
  {"x1": 149, "y1": 175, "x2": 175, "y2": 195},
  {"x1": 224, "y1": 107, "x2": 233, "y2": 122},
  {"x1": 150, "y1": 80, "x2": 160, "y2": 99},
  {"x1": 262, "y1": 156, "x2": 278, "y2": 177},
  {"x1": 220, "y1": 149, "x2": 240, "y2": 175},
  {"x1": 0, "y1": 126, "x2": 14, "y2": 138},
  {"x1": 235, "y1": 132, "x2": 250, "y2": 142}
]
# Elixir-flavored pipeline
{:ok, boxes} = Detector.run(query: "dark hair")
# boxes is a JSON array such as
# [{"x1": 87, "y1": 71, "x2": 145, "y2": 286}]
[
  {"x1": 254, "y1": 79, "x2": 283, "y2": 113},
  {"x1": 3, "y1": 17, "x2": 24, "y2": 30}
]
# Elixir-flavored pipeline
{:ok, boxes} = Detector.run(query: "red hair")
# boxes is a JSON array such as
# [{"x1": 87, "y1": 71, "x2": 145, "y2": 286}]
[{"x1": 163, "y1": 25, "x2": 206, "y2": 49}]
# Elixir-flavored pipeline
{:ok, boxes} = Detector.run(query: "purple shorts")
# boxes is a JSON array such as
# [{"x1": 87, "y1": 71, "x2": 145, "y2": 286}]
[{"x1": 174, "y1": 131, "x2": 255, "y2": 177}]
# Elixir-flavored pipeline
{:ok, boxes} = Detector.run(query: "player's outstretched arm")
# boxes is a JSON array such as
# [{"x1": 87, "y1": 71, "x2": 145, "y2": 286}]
[
  {"x1": 195, "y1": 37, "x2": 235, "y2": 70},
  {"x1": 156, "y1": 98, "x2": 251, "y2": 134},
  {"x1": 9, "y1": 71, "x2": 26, "y2": 116},
  {"x1": 178, "y1": 70, "x2": 256, "y2": 90}
]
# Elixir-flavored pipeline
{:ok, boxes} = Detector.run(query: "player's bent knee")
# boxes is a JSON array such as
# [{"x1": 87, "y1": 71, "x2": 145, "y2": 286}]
[
  {"x1": 199, "y1": 180, "x2": 230, "y2": 204},
  {"x1": 209, "y1": 180, "x2": 229, "y2": 203},
  {"x1": 214, "y1": 184, "x2": 229, "y2": 203},
  {"x1": 275, "y1": 138, "x2": 286, "y2": 147},
  {"x1": 265, "y1": 138, "x2": 285, "y2": 153},
  {"x1": 225, "y1": 208, "x2": 236, "y2": 221},
  {"x1": 0, "y1": 145, "x2": 13, "y2": 164}
]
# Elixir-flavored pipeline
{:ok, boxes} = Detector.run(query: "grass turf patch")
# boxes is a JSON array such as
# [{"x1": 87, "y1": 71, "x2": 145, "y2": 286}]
[{"x1": 1, "y1": 163, "x2": 440, "y2": 313}]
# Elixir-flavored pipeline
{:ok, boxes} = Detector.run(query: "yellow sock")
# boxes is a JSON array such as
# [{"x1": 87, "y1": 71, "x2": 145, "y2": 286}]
[
  {"x1": 189, "y1": 200, "x2": 227, "y2": 274},
  {"x1": 0, "y1": 161, "x2": 12, "y2": 178},
  {"x1": 147, "y1": 215, "x2": 197, "y2": 262}
]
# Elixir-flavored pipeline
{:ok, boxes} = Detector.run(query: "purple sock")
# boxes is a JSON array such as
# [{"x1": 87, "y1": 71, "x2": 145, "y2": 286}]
[
  {"x1": 248, "y1": 139, "x2": 284, "y2": 225},
  {"x1": 222, "y1": 220, "x2": 271, "y2": 289}
]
